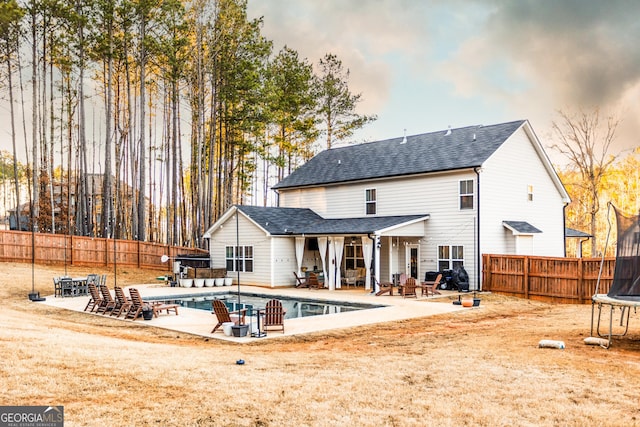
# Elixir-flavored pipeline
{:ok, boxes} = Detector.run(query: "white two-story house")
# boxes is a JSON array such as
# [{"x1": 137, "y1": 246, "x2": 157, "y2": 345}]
[{"x1": 203, "y1": 120, "x2": 570, "y2": 291}]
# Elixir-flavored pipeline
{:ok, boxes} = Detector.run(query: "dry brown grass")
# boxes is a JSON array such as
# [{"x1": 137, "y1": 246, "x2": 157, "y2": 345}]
[{"x1": 2, "y1": 262, "x2": 640, "y2": 426}]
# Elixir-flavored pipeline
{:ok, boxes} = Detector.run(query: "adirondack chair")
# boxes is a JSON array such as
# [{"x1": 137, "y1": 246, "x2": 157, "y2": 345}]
[
  {"x1": 125, "y1": 288, "x2": 150, "y2": 320},
  {"x1": 96, "y1": 284, "x2": 117, "y2": 314},
  {"x1": 211, "y1": 299, "x2": 247, "y2": 333},
  {"x1": 111, "y1": 286, "x2": 133, "y2": 317},
  {"x1": 400, "y1": 277, "x2": 418, "y2": 298},
  {"x1": 293, "y1": 272, "x2": 309, "y2": 288},
  {"x1": 421, "y1": 273, "x2": 443, "y2": 297},
  {"x1": 84, "y1": 283, "x2": 103, "y2": 312},
  {"x1": 262, "y1": 299, "x2": 285, "y2": 333}
]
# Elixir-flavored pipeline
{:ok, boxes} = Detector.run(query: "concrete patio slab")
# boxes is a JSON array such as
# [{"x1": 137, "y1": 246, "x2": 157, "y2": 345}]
[{"x1": 39, "y1": 283, "x2": 475, "y2": 343}]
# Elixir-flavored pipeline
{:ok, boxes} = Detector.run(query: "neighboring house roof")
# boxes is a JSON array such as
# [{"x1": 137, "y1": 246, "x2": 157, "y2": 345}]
[
  {"x1": 565, "y1": 227, "x2": 592, "y2": 238},
  {"x1": 273, "y1": 120, "x2": 527, "y2": 189},
  {"x1": 203, "y1": 205, "x2": 429, "y2": 238},
  {"x1": 502, "y1": 221, "x2": 543, "y2": 234}
]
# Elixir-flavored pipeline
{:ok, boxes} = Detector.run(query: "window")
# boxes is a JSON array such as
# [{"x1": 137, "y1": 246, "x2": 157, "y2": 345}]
[
  {"x1": 527, "y1": 185, "x2": 534, "y2": 201},
  {"x1": 344, "y1": 242, "x2": 365, "y2": 270},
  {"x1": 365, "y1": 188, "x2": 377, "y2": 215},
  {"x1": 225, "y1": 245, "x2": 253, "y2": 272},
  {"x1": 438, "y1": 245, "x2": 464, "y2": 271},
  {"x1": 459, "y1": 180, "x2": 474, "y2": 209}
]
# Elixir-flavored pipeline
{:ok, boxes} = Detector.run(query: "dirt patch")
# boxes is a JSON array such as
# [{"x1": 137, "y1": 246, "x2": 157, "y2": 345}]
[{"x1": 2, "y1": 262, "x2": 640, "y2": 426}]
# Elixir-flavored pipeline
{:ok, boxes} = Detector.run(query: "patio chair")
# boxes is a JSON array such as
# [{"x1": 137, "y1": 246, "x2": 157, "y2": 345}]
[
  {"x1": 125, "y1": 287, "x2": 150, "y2": 320},
  {"x1": 59, "y1": 277, "x2": 74, "y2": 297},
  {"x1": 84, "y1": 283, "x2": 103, "y2": 312},
  {"x1": 355, "y1": 267, "x2": 367, "y2": 287},
  {"x1": 96, "y1": 284, "x2": 117, "y2": 314},
  {"x1": 400, "y1": 277, "x2": 418, "y2": 298},
  {"x1": 342, "y1": 269, "x2": 358, "y2": 288},
  {"x1": 421, "y1": 273, "x2": 443, "y2": 297},
  {"x1": 308, "y1": 272, "x2": 323, "y2": 290},
  {"x1": 374, "y1": 277, "x2": 395, "y2": 296},
  {"x1": 293, "y1": 272, "x2": 309, "y2": 288},
  {"x1": 262, "y1": 299, "x2": 285, "y2": 333},
  {"x1": 211, "y1": 299, "x2": 247, "y2": 333},
  {"x1": 111, "y1": 286, "x2": 133, "y2": 317},
  {"x1": 86, "y1": 274, "x2": 99, "y2": 286},
  {"x1": 53, "y1": 277, "x2": 63, "y2": 297}
]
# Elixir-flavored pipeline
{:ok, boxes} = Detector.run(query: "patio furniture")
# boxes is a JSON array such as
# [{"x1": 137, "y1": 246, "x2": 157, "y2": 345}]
[
  {"x1": 293, "y1": 272, "x2": 309, "y2": 288},
  {"x1": 399, "y1": 277, "x2": 418, "y2": 298},
  {"x1": 97, "y1": 284, "x2": 117, "y2": 314},
  {"x1": 53, "y1": 277, "x2": 63, "y2": 297},
  {"x1": 421, "y1": 273, "x2": 443, "y2": 297},
  {"x1": 125, "y1": 288, "x2": 151, "y2": 320},
  {"x1": 111, "y1": 286, "x2": 133, "y2": 317},
  {"x1": 59, "y1": 277, "x2": 74, "y2": 297},
  {"x1": 342, "y1": 269, "x2": 358, "y2": 288},
  {"x1": 262, "y1": 299, "x2": 285, "y2": 333},
  {"x1": 355, "y1": 267, "x2": 367, "y2": 287},
  {"x1": 152, "y1": 302, "x2": 179, "y2": 317},
  {"x1": 374, "y1": 277, "x2": 395, "y2": 296},
  {"x1": 308, "y1": 272, "x2": 323, "y2": 290},
  {"x1": 84, "y1": 283, "x2": 103, "y2": 312},
  {"x1": 211, "y1": 299, "x2": 247, "y2": 333}
]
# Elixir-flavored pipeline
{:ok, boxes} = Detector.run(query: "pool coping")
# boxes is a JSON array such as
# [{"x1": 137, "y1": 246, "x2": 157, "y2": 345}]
[{"x1": 38, "y1": 283, "x2": 472, "y2": 342}]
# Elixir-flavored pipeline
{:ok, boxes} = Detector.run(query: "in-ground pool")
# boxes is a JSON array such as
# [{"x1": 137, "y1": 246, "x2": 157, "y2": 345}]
[{"x1": 147, "y1": 292, "x2": 385, "y2": 319}]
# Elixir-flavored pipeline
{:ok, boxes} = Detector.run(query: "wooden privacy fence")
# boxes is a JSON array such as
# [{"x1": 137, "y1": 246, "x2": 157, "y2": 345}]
[
  {"x1": 0, "y1": 230, "x2": 208, "y2": 271},
  {"x1": 482, "y1": 254, "x2": 616, "y2": 304}
]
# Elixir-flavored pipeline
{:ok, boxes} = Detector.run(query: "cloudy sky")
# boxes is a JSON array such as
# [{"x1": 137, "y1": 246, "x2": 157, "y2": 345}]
[{"x1": 247, "y1": 0, "x2": 640, "y2": 163}]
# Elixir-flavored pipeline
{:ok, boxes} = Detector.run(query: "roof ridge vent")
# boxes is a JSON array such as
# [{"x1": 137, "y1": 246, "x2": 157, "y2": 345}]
[
  {"x1": 445, "y1": 126, "x2": 452, "y2": 136},
  {"x1": 400, "y1": 128, "x2": 407, "y2": 144}
]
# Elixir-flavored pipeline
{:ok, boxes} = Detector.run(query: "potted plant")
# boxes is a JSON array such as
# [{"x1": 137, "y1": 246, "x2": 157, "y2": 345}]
[{"x1": 142, "y1": 304, "x2": 154, "y2": 320}]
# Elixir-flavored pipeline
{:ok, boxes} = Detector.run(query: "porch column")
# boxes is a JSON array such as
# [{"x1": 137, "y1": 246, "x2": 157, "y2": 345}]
[
  {"x1": 295, "y1": 237, "x2": 305, "y2": 275},
  {"x1": 361, "y1": 236, "x2": 373, "y2": 291},
  {"x1": 373, "y1": 234, "x2": 381, "y2": 293}
]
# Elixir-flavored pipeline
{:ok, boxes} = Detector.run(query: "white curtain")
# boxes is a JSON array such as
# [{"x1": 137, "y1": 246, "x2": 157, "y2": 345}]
[
  {"x1": 318, "y1": 237, "x2": 328, "y2": 287},
  {"x1": 328, "y1": 238, "x2": 336, "y2": 290},
  {"x1": 333, "y1": 237, "x2": 344, "y2": 289},
  {"x1": 295, "y1": 237, "x2": 305, "y2": 275},
  {"x1": 361, "y1": 236, "x2": 373, "y2": 290}
]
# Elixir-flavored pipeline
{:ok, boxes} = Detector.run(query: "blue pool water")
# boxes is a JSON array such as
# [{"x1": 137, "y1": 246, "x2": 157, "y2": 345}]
[{"x1": 148, "y1": 292, "x2": 384, "y2": 319}]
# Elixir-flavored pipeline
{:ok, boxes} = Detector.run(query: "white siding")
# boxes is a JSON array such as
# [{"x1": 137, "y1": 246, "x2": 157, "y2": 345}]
[
  {"x1": 280, "y1": 171, "x2": 479, "y2": 286},
  {"x1": 208, "y1": 213, "x2": 275, "y2": 287},
  {"x1": 271, "y1": 237, "x2": 299, "y2": 287},
  {"x1": 480, "y1": 127, "x2": 566, "y2": 257},
  {"x1": 275, "y1": 123, "x2": 567, "y2": 289}
]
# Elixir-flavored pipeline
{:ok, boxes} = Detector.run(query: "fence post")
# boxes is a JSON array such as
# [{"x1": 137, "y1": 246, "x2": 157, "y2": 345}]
[
  {"x1": 577, "y1": 257, "x2": 583, "y2": 303},
  {"x1": 523, "y1": 256, "x2": 529, "y2": 299}
]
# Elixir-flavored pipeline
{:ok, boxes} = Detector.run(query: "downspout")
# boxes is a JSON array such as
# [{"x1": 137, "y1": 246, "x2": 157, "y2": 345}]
[
  {"x1": 578, "y1": 237, "x2": 590, "y2": 258},
  {"x1": 474, "y1": 167, "x2": 481, "y2": 291},
  {"x1": 562, "y1": 202, "x2": 569, "y2": 257}
]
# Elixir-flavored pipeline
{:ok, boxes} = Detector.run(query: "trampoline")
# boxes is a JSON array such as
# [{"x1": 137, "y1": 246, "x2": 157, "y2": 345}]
[{"x1": 591, "y1": 203, "x2": 640, "y2": 348}]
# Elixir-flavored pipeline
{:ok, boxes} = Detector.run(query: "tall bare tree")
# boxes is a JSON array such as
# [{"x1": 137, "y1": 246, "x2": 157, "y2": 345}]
[
  {"x1": 551, "y1": 109, "x2": 621, "y2": 256},
  {"x1": 0, "y1": 0, "x2": 25, "y2": 231}
]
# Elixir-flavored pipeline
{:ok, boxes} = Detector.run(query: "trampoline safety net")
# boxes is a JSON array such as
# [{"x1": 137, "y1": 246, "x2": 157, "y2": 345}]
[{"x1": 608, "y1": 205, "x2": 640, "y2": 300}]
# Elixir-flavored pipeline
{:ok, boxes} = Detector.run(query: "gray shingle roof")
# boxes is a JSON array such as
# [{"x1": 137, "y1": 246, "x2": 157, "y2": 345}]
[
  {"x1": 502, "y1": 221, "x2": 542, "y2": 234},
  {"x1": 565, "y1": 227, "x2": 592, "y2": 238},
  {"x1": 238, "y1": 205, "x2": 428, "y2": 235},
  {"x1": 273, "y1": 120, "x2": 526, "y2": 189}
]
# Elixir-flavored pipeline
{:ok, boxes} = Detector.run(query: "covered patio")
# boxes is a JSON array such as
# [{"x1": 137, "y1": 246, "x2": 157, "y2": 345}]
[{"x1": 204, "y1": 205, "x2": 431, "y2": 291}]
